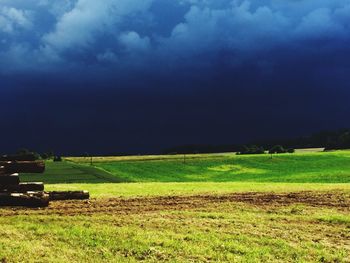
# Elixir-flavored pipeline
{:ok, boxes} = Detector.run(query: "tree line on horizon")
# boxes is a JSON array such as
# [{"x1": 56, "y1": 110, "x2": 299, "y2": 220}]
[
  {"x1": 163, "y1": 128, "x2": 350, "y2": 155},
  {"x1": 1, "y1": 149, "x2": 62, "y2": 162},
  {"x1": 5, "y1": 129, "x2": 350, "y2": 157}
]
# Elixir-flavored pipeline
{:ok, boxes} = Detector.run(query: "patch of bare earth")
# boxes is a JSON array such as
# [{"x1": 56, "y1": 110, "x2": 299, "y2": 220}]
[{"x1": 0, "y1": 191, "x2": 349, "y2": 216}]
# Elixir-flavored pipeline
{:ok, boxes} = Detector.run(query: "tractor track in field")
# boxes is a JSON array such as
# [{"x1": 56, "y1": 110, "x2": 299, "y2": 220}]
[{"x1": 0, "y1": 191, "x2": 349, "y2": 216}]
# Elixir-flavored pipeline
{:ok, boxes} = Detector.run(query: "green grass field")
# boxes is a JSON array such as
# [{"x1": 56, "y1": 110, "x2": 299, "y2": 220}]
[
  {"x1": 90, "y1": 151, "x2": 350, "y2": 183},
  {"x1": 20, "y1": 161, "x2": 123, "y2": 184},
  {"x1": 1, "y1": 196, "x2": 349, "y2": 263},
  {"x1": 2, "y1": 150, "x2": 350, "y2": 262},
  {"x1": 38, "y1": 150, "x2": 350, "y2": 184}
]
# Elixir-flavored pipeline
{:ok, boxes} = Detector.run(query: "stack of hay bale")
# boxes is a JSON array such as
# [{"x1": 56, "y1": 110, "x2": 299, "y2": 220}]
[{"x1": 0, "y1": 155, "x2": 89, "y2": 208}]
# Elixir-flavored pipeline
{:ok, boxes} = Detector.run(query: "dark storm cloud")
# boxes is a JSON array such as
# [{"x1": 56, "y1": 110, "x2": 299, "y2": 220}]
[
  {"x1": 0, "y1": 0, "x2": 349, "y2": 154},
  {"x1": 0, "y1": 0, "x2": 350, "y2": 73}
]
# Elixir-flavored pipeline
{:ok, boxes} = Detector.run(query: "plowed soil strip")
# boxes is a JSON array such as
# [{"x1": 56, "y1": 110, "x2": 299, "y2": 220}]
[{"x1": 0, "y1": 191, "x2": 349, "y2": 216}]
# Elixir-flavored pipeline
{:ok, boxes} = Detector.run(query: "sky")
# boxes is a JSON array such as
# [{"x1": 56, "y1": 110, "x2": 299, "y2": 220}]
[{"x1": 0, "y1": 0, "x2": 349, "y2": 154}]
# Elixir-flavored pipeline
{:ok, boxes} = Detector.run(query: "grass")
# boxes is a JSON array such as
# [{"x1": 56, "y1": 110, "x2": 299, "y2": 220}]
[
  {"x1": 44, "y1": 182, "x2": 350, "y2": 198},
  {"x1": 20, "y1": 150, "x2": 350, "y2": 196},
  {"x1": 20, "y1": 161, "x2": 123, "y2": 184},
  {"x1": 0, "y1": 200, "x2": 349, "y2": 262},
  {"x1": 66, "y1": 150, "x2": 350, "y2": 183},
  {"x1": 18, "y1": 150, "x2": 350, "y2": 187},
  {"x1": 6, "y1": 150, "x2": 350, "y2": 262},
  {"x1": 65, "y1": 152, "x2": 232, "y2": 163}
]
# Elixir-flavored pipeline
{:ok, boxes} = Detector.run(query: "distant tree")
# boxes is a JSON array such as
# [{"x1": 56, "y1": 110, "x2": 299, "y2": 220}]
[
  {"x1": 240, "y1": 145, "x2": 249, "y2": 154},
  {"x1": 249, "y1": 145, "x2": 265, "y2": 154},
  {"x1": 16, "y1": 148, "x2": 30, "y2": 155},
  {"x1": 15, "y1": 148, "x2": 40, "y2": 160},
  {"x1": 269, "y1": 145, "x2": 286, "y2": 154},
  {"x1": 256, "y1": 146, "x2": 265, "y2": 154},
  {"x1": 32, "y1": 152, "x2": 41, "y2": 160},
  {"x1": 338, "y1": 131, "x2": 350, "y2": 149},
  {"x1": 287, "y1": 148, "x2": 295, "y2": 153},
  {"x1": 239, "y1": 145, "x2": 265, "y2": 155},
  {"x1": 41, "y1": 151, "x2": 56, "y2": 160},
  {"x1": 250, "y1": 145, "x2": 259, "y2": 154},
  {"x1": 48, "y1": 151, "x2": 54, "y2": 159},
  {"x1": 323, "y1": 129, "x2": 350, "y2": 150}
]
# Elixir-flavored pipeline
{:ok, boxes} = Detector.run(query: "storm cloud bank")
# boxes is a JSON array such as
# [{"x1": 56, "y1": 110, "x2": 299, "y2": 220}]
[
  {"x1": 0, "y1": 0, "x2": 349, "y2": 74},
  {"x1": 0, "y1": 0, "x2": 349, "y2": 154}
]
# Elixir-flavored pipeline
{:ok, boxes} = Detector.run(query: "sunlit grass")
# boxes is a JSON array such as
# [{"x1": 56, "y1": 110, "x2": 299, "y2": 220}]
[
  {"x1": 0, "y1": 200, "x2": 349, "y2": 262},
  {"x1": 20, "y1": 150, "x2": 350, "y2": 184},
  {"x1": 45, "y1": 182, "x2": 350, "y2": 198},
  {"x1": 89, "y1": 151, "x2": 350, "y2": 183},
  {"x1": 6, "y1": 150, "x2": 350, "y2": 262}
]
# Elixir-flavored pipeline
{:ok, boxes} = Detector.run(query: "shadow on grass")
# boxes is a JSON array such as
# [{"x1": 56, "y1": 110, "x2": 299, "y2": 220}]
[{"x1": 20, "y1": 161, "x2": 130, "y2": 184}]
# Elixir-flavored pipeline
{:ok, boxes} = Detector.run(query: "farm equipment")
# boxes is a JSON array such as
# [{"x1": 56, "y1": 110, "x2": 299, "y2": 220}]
[{"x1": 0, "y1": 155, "x2": 89, "y2": 207}]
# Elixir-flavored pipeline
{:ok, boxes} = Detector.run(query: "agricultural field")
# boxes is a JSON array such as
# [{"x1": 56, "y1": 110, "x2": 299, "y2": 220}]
[
  {"x1": 66, "y1": 150, "x2": 350, "y2": 183},
  {"x1": 2, "y1": 151, "x2": 350, "y2": 262}
]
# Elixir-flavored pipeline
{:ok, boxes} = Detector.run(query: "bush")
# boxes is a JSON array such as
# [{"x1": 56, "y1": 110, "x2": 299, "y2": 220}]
[{"x1": 287, "y1": 148, "x2": 295, "y2": 153}]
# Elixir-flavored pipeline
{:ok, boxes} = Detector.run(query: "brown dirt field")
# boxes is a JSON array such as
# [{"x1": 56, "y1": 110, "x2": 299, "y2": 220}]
[{"x1": 0, "y1": 191, "x2": 349, "y2": 216}]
